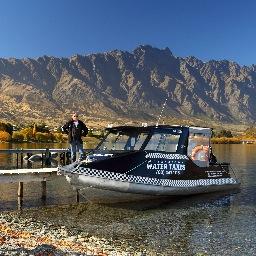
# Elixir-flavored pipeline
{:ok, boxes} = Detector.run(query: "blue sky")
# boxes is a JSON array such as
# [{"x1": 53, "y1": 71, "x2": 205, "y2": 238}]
[{"x1": 0, "y1": 0, "x2": 255, "y2": 65}]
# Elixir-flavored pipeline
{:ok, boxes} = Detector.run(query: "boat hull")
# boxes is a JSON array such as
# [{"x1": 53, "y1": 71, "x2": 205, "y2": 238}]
[{"x1": 65, "y1": 172, "x2": 240, "y2": 203}]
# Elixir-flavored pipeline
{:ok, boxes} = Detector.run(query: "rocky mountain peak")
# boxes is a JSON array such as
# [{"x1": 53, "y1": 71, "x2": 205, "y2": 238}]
[
  {"x1": 133, "y1": 44, "x2": 173, "y2": 57},
  {"x1": 0, "y1": 45, "x2": 256, "y2": 126}
]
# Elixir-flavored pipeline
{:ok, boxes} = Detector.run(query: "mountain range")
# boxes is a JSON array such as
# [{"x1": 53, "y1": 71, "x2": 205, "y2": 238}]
[{"x1": 0, "y1": 45, "x2": 256, "y2": 127}]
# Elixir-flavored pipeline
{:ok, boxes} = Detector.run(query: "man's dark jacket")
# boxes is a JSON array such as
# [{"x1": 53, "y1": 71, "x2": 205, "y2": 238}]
[{"x1": 62, "y1": 120, "x2": 88, "y2": 143}]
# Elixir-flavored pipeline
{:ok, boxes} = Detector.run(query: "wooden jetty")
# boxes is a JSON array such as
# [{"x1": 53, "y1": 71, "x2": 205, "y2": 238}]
[
  {"x1": 0, "y1": 167, "x2": 56, "y2": 198},
  {"x1": 0, "y1": 148, "x2": 85, "y2": 209},
  {"x1": 0, "y1": 167, "x2": 58, "y2": 210}
]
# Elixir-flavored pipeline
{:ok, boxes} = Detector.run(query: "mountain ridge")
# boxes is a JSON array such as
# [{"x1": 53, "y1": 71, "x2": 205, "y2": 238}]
[{"x1": 1, "y1": 45, "x2": 256, "y2": 127}]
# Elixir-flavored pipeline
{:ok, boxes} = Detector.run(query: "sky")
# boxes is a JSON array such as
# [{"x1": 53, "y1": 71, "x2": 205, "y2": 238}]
[{"x1": 0, "y1": 0, "x2": 256, "y2": 65}]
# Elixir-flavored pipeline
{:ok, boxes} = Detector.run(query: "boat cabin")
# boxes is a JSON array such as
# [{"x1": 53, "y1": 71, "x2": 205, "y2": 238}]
[{"x1": 96, "y1": 125, "x2": 211, "y2": 167}]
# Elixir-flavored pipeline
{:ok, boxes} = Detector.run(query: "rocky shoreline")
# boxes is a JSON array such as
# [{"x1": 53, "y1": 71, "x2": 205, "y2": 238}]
[
  {"x1": 0, "y1": 192, "x2": 253, "y2": 256},
  {"x1": 0, "y1": 215, "x2": 115, "y2": 255},
  {"x1": 0, "y1": 204, "x2": 147, "y2": 256}
]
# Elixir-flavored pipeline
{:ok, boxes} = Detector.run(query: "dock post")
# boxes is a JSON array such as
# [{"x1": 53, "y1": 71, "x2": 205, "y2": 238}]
[
  {"x1": 18, "y1": 182, "x2": 24, "y2": 197},
  {"x1": 60, "y1": 152, "x2": 65, "y2": 165},
  {"x1": 16, "y1": 152, "x2": 19, "y2": 168},
  {"x1": 76, "y1": 189, "x2": 80, "y2": 203},
  {"x1": 63, "y1": 152, "x2": 66, "y2": 165},
  {"x1": 45, "y1": 148, "x2": 51, "y2": 166},
  {"x1": 17, "y1": 197, "x2": 23, "y2": 211},
  {"x1": 41, "y1": 152, "x2": 44, "y2": 167},
  {"x1": 41, "y1": 180, "x2": 47, "y2": 200},
  {"x1": 20, "y1": 149, "x2": 23, "y2": 168}
]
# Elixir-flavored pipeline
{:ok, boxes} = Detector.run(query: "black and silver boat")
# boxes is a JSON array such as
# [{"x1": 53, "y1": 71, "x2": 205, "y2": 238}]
[{"x1": 58, "y1": 125, "x2": 240, "y2": 203}]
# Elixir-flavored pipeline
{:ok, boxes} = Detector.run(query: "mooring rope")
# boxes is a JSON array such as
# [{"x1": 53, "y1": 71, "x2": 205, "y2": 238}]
[{"x1": 124, "y1": 159, "x2": 148, "y2": 175}]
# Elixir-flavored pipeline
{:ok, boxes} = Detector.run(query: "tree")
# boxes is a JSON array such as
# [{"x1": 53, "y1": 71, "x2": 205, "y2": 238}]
[
  {"x1": 217, "y1": 129, "x2": 233, "y2": 138},
  {"x1": 52, "y1": 132, "x2": 65, "y2": 142},
  {"x1": 36, "y1": 123, "x2": 50, "y2": 133},
  {"x1": 245, "y1": 126, "x2": 256, "y2": 138},
  {"x1": 0, "y1": 122, "x2": 13, "y2": 135},
  {"x1": 19, "y1": 127, "x2": 34, "y2": 141},
  {"x1": 35, "y1": 132, "x2": 49, "y2": 142},
  {"x1": 32, "y1": 123, "x2": 37, "y2": 137},
  {"x1": 12, "y1": 131, "x2": 25, "y2": 142},
  {"x1": 0, "y1": 131, "x2": 12, "y2": 142}
]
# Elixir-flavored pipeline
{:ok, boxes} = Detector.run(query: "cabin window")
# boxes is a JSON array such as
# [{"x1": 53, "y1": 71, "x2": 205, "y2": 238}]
[
  {"x1": 114, "y1": 134, "x2": 131, "y2": 150},
  {"x1": 98, "y1": 132, "x2": 148, "y2": 151},
  {"x1": 133, "y1": 133, "x2": 149, "y2": 150},
  {"x1": 187, "y1": 132, "x2": 210, "y2": 167},
  {"x1": 144, "y1": 133, "x2": 180, "y2": 152},
  {"x1": 97, "y1": 132, "x2": 121, "y2": 150}
]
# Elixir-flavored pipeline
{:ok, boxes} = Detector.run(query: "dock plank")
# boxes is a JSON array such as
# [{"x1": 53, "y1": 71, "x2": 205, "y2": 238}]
[
  {"x1": 0, "y1": 168, "x2": 58, "y2": 183},
  {"x1": 0, "y1": 168, "x2": 57, "y2": 175}
]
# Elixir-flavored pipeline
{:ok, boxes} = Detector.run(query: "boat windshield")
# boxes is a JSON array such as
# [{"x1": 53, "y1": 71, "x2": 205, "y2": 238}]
[
  {"x1": 97, "y1": 131, "x2": 149, "y2": 151},
  {"x1": 145, "y1": 133, "x2": 180, "y2": 152}
]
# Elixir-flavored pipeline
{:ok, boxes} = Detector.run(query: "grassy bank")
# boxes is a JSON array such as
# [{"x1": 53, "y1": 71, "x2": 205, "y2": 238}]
[
  {"x1": 211, "y1": 137, "x2": 241, "y2": 144},
  {"x1": 211, "y1": 137, "x2": 256, "y2": 144}
]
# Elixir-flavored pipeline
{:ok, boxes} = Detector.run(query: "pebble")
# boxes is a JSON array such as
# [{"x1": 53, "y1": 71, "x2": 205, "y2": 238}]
[{"x1": 0, "y1": 195, "x2": 256, "y2": 256}]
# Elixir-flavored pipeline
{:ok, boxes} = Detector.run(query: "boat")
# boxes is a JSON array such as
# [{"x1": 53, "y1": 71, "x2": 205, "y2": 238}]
[{"x1": 58, "y1": 125, "x2": 240, "y2": 203}]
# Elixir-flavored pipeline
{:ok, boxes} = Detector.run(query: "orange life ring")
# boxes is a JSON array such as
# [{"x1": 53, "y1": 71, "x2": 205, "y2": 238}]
[{"x1": 191, "y1": 145, "x2": 209, "y2": 161}]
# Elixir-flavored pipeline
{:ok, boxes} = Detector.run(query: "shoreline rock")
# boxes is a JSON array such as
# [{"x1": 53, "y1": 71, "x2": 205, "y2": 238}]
[{"x1": 0, "y1": 207, "x2": 137, "y2": 256}]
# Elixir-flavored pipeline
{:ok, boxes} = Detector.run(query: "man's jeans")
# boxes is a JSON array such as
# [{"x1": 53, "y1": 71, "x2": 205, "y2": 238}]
[{"x1": 70, "y1": 141, "x2": 84, "y2": 162}]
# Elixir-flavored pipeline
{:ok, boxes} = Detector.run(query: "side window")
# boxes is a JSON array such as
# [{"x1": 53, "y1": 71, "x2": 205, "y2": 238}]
[
  {"x1": 114, "y1": 134, "x2": 130, "y2": 150},
  {"x1": 145, "y1": 134, "x2": 162, "y2": 151},
  {"x1": 145, "y1": 133, "x2": 180, "y2": 152},
  {"x1": 98, "y1": 133, "x2": 117, "y2": 150},
  {"x1": 133, "y1": 133, "x2": 149, "y2": 150},
  {"x1": 188, "y1": 133, "x2": 210, "y2": 167}
]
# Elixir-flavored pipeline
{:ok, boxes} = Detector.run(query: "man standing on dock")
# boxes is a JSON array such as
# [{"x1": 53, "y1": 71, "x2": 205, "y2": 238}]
[{"x1": 62, "y1": 113, "x2": 88, "y2": 162}]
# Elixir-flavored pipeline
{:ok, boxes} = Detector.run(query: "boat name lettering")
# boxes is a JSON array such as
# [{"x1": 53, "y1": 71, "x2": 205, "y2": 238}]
[
  {"x1": 147, "y1": 160, "x2": 185, "y2": 175},
  {"x1": 206, "y1": 170, "x2": 224, "y2": 178},
  {"x1": 145, "y1": 153, "x2": 188, "y2": 160},
  {"x1": 156, "y1": 170, "x2": 182, "y2": 175},
  {"x1": 147, "y1": 161, "x2": 185, "y2": 171}
]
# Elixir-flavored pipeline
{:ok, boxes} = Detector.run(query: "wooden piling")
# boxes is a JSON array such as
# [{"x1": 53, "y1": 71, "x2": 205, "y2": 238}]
[
  {"x1": 18, "y1": 182, "x2": 24, "y2": 197},
  {"x1": 16, "y1": 152, "x2": 19, "y2": 168},
  {"x1": 45, "y1": 148, "x2": 51, "y2": 166},
  {"x1": 41, "y1": 180, "x2": 47, "y2": 200},
  {"x1": 20, "y1": 150, "x2": 23, "y2": 168},
  {"x1": 41, "y1": 153, "x2": 44, "y2": 168},
  {"x1": 17, "y1": 197, "x2": 23, "y2": 211},
  {"x1": 76, "y1": 189, "x2": 80, "y2": 203}
]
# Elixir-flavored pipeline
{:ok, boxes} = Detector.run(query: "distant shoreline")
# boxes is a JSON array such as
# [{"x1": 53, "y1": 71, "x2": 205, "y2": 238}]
[
  {"x1": 211, "y1": 137, "x2": 256, "y2": 144},
  {"x1": 1, "y1": 137, "x2": 255, "y2": 145}
]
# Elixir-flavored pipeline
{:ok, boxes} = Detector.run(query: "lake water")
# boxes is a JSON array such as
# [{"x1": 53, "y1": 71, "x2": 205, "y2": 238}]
[{"x1": 0, "y1": 144, "x2": 256, "y2": 255}]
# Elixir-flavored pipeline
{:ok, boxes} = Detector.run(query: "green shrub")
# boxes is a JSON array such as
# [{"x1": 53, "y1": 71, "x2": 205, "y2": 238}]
[
  {"x1": 52, "y1": 132, "x2": 66, "y2": 142},
  {"x1": 211, "y1": 137, "x2": 241, "y2": 144},
  {"x1": 35, "y1": 132, "x2": 51, "y2": 142},
  {"x1": 19, "y1": 127, "x2": 34, "y2": 141},
  {"x1": 216, "y1": 129, "x2": 233, "y2": 138},
  {"x1": 12, "y1": 131, "x2": 25, "y2": 142}
]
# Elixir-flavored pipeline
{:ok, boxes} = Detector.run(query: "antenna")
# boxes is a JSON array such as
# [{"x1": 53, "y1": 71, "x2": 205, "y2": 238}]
[{"x1": 156, "y1": 92, "x2": 170, "y2": 127}]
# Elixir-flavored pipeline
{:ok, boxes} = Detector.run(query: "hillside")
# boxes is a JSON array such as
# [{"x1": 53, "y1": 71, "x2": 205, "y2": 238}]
[{"x1": 1, "y1": 45, "x2": 256, "y2": 127}]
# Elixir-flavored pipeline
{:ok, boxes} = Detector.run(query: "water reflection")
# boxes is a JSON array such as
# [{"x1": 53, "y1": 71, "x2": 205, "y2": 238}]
[
  {"x1": 1, "y1": 144, "x2": 256, "y2": 254},
  {"x1": 0, "y1": 142, "x2": 68, "y2": 169},
  {"x1": 13, "y1": 190, "x2": 244, "y2": 255}
]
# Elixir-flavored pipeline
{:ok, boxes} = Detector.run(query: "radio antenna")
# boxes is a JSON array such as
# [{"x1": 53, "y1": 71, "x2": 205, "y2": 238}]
[{"x1": 156, "y1": 92, "x2": 170, "y2": 127}]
